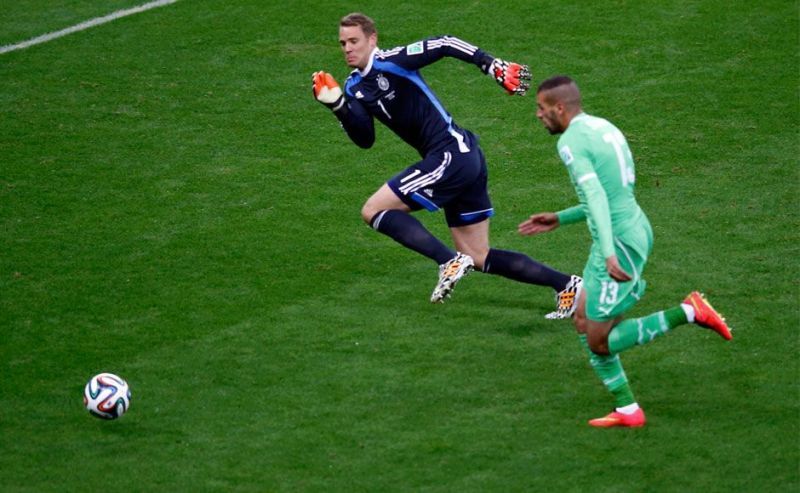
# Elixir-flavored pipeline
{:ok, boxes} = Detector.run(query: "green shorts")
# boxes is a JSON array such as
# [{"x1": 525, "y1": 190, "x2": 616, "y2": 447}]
[{"x1": 582, "y1": 220, "x2": 654, "y2": 321}]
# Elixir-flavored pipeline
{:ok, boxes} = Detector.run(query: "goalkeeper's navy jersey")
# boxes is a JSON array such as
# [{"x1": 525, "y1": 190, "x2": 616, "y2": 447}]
[{"x1": 335, "y1": 36, "x2": 494, "y2": 157}]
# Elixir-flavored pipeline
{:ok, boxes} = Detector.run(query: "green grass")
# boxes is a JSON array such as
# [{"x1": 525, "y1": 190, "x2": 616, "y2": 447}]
[{"x1": 1, "y1": 0, "x2": 798, "y2": 491}]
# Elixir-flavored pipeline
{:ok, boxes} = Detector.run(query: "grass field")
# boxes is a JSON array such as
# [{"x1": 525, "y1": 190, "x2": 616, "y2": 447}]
[{"x1": 1, "y1": 1, "x2": 798, "y2": 491}]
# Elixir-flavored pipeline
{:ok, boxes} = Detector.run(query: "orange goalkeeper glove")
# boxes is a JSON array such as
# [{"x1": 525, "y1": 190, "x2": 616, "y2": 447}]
[
  {"x1": 488, "y1": 58, "x2": 531, "y2": 96},
  {"x1": 312, "y1": 71, "x2": 345, "y2": 111}
]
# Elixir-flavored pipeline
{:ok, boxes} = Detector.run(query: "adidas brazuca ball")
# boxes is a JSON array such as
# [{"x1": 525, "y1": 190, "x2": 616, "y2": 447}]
[{"x1": 83, "y1": 373, "x2": 131, "y2": 420}]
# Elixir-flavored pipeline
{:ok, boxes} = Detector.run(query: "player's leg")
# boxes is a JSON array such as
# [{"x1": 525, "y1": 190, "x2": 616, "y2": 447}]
[
  {"x1": 362, "y1": 183, "x2": 455, "y2": 266},
  {"x1": 576, "y1": 246, "x2": 647, "y2": 428},
  {"x1": 591, "y1": 229, "x2": 731, "y2": 355},
  {"x1": 449, "y1": 220, "x2": 569, "y2": 288},
  {"x1": 444, "y1": 156, "x2": 579, "y2": 315},
  {"x1": 366, "y1": 152, "x2": 482, "y2": 302},
  {"x1": 579, "y1": 229, "x2": 731, "y2": 427},
  {"x1": 574, "y1": 293, "x2": 645, "y2": 427},
  {"x1": 584, "y1": 236, "x2": 681, "y2": 354},
  {"x1": 428, "y1": 216, "x2": 488, "y2": 303},
  {"x1": 604, "y1": 291, "x2": 731, "y2": 354},
  {"x1": 580, "y1": 299, "x2": 730, "y2": 429},
  {"x1": 448, "y1": 217, "x2": 490, "y2": 269}
]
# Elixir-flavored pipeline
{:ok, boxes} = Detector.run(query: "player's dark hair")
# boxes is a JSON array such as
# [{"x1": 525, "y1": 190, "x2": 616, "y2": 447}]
[
  {"x1": 340, "y1": 13, "x2": 376, "y2": 36},
  {"x1": 537, "y1": 75, "x2": 582, "y2": 110},
  {"x1": 537, "y1": 75, "x2": 576, "y2": 94}
]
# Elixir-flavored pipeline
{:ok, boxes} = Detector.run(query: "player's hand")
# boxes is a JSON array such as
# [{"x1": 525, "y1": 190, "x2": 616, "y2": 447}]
[
  {"x1": 312, "y1": 71, "x2": 344, "y2": 111},
  {"x1": 606, "y1": 256, "x2": 632, "y2": 282},
  {"x1": 518, "y1": 212, "x2": 559, "y2": 235},
  {"x1": 488, "y1": 58, "x2": 531, "y2": 96}
]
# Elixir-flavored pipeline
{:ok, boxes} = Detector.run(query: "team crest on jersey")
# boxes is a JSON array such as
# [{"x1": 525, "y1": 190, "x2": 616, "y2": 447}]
[
  {"x1": 406, "y1": 41, "x2": 424, "y2": 55},
  {"x1": 559, "y1": 145, "x2": 574, "y2": 165},
  {"x1": 377, "y1": 74, "x2": 390, "y2": 91}
]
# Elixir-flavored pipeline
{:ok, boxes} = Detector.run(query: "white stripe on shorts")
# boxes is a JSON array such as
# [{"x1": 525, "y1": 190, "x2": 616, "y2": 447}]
[{"x1": 398, "y1": 152, "x2": 451, "y2": 195}]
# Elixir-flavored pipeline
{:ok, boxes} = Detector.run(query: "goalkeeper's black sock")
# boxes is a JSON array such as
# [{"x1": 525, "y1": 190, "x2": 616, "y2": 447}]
[
  {"x1": 482, "y1": 248, "x2": 570, "y2": 290},
  {"x1": 370, "y1": 210, "x2": 455, "y2": 265}
]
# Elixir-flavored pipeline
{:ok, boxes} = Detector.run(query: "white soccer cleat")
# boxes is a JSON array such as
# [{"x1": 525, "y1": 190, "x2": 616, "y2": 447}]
[
  {"x1": 430, "y1": 252, "x2": 474, "y2": 303},
  {"x1": 545, "y1": 275, "x2": 583, "y2": 319}
]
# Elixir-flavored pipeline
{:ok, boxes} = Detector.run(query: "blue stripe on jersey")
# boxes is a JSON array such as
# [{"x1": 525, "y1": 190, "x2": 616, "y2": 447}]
[
  {"x1": 372, "y1": 59, "x2": 452, "y2": 128},
  {"x1": 345, "y1": 72, "x2": 362, "y2": 97}
]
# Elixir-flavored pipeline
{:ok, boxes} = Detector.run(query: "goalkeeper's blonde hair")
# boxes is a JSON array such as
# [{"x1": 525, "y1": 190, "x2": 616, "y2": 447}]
[{"x1": 340, "y1": 13, "x2": 376, "y2": 36}]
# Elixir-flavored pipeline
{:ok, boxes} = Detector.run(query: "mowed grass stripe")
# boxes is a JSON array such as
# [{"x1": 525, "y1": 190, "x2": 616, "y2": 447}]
[{"x1": 0, "y1": 0, "x2": 180, "y2": 54}]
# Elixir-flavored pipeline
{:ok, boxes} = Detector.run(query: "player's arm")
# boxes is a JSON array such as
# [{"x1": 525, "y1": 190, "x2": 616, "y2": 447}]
[
  {"x1": 579, "y1": 176, "x2": 614, "y2": 257},
  {"x1": 335, "y1": 97, "x2": 375, "y2": 149},
  {"x1": 518, "y1": 212, "x2": 560, "y2": 235},
  {"x1": 383, "y1": 35, "x2": 531, "y2": 95},
  {"x1": 518, "y1": 204, "x2": 587, "y2": 235},
  {"x1": 568, "y1": 155, "x2": 614, "y2": 257},
  {"x1": 572, "y1": 163, "x2": 632, "y2": 282},
  {"x1": 312, "y1": 71, "x2": 375, "y2": 149}
]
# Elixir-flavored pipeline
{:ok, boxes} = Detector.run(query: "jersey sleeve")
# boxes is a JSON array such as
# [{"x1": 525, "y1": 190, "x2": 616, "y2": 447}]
[
  {"x1": 579, "y1": 176, "x2": 615, "y2": 258},
  {"x1": 379, "y1": 35, "x2": 495, "y2": 73},
  {"x1": 333, "y1": 83, "x2": 375, "y2": 149},
  {"x1": 556, "y1": 205, "x2": 585, "y2": 225},
  {"x1": 560, "y1": 141, "x2": 616, "y2": 258}
]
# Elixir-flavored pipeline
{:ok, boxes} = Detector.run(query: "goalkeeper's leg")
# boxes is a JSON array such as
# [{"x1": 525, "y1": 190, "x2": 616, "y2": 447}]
[
  {"x1": 450, "y1": 220, "x2": 570, "y2": 289},
  {"x1": 363, "y1": 184, "x2": 455, "y2": 265}
]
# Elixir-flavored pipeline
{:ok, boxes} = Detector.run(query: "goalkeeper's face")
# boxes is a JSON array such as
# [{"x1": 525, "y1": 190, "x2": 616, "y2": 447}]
[{"x1": 339, "y1": 25, "x2": 377, "y2": 70}]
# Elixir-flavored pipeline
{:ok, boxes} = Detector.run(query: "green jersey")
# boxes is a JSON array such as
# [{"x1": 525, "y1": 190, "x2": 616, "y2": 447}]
[{"x1": 555, "y1": 113, "x2": 647, "y2": 258}]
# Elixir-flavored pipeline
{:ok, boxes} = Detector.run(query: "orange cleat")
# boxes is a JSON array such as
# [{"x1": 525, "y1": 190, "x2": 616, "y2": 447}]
[
  {"x1": 684, "y1": 291, "x2": 732, "y2": 341},
  {"x1": 589, "y1": 408, "x2": 646, "y2": 428}
]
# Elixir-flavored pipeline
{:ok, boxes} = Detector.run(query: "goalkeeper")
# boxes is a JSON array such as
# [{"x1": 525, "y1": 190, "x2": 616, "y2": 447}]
[{"x1": 312, "y1": 12, "x2": 581, "y2": 316}]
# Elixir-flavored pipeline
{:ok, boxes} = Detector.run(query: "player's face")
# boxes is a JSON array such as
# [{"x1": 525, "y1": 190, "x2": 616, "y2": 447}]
[
  {"x1": 536, "y1": 91, "x2": 566, "y2": 135},
  {"x1": 339, "y1": 25, "x2": 377, "y2": 70}
]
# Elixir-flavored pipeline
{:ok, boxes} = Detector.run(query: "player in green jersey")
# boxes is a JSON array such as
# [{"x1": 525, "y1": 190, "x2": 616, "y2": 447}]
[{"x1": 518, "y1": 75, "x2": 732, "y2": 427}]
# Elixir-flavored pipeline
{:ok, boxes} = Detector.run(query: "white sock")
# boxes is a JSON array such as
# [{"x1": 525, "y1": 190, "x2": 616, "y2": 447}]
[
  {"x1": 616, "y1": 403, "x2": 640, "y2": 415},
  {"x1": 681, "y1": 303, "x2": 696, "y2": 323}
]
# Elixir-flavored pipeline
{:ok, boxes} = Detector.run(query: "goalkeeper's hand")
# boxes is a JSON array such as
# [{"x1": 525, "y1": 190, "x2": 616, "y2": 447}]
[
  {"x1": 312, "y1": 71, "x2": 345, "y2": 111},
  {"x1": 488, "y1": 58, "x2": 531, "y2": 96}
]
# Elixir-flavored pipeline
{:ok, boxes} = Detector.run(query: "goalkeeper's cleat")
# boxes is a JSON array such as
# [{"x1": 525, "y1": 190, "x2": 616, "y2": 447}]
[
  {"x1": 684, "y1": 291, "x2": 732, "y2": 341},
  {"x1": 588, "y1": 408, "x2": 646, "y2": 428},
  {"x1": 489, "y1": 58, "x2": 532, "y2": 96},
  {"x1": 311, "y1": 71, "x2": 345, "y2": 111},
  {"x1": 431, "y1": 252, "x2": 474, "y2": 303},
  {"x1": 545, "y1": 275, "x2": 583, "y2": 320}
]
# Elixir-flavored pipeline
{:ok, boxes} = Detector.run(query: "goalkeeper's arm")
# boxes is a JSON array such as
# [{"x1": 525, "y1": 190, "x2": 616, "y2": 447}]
[
  {"x1": 312, "y1": 71, "x2": 375, "y2": 149},
  {"x1": 380, "y1": 36, "x2": 531, "y2": 96}
]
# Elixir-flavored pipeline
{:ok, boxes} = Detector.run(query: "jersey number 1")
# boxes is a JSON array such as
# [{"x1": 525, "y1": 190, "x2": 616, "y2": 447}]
[{"x1": 603, "y1": 130, "x2": 635, "y2": 187}]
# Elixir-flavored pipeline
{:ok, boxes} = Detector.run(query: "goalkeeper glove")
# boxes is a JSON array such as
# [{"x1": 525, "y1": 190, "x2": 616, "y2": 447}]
[
  {"x1": 488, "y1": 58, "x2": 531, "y2": 96},
  {"x1": 312, "y1": 71, "x2": 345, "y2": 111}
]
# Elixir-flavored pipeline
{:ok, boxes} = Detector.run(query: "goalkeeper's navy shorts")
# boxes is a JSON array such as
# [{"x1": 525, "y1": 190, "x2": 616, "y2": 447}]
[{"x1": 387, "y1": 136, "x2": 494, "y2": 228}]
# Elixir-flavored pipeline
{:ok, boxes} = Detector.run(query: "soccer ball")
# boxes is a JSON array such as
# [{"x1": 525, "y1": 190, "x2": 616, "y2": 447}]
[{"x1": 83, "y1": 373, "x2": 131, "y2": 420}]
